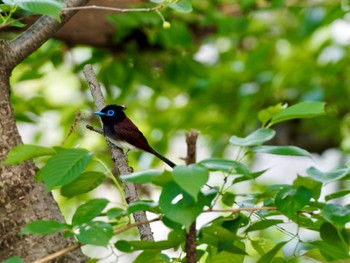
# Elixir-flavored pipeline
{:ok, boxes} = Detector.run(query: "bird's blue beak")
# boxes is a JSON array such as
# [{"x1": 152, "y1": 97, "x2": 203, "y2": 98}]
[{"x1": 94, "y1": 111, "x2": 106, "y2": 116}]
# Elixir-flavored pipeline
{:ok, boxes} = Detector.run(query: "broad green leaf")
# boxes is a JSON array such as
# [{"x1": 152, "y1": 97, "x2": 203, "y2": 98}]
[
  {"x1": 159, "y1": 182, "x2": 203, "y2": 230},
  {"x1": 21, "y1": 220, "x2": 65, "y2": 235},
  {"x1": 309, "y1": 240, "x2": 350, "y2": 260},
  {"x1": 325, "y1": 190, "x2": 350, "y2": 201},
  {"x1": 258, "y1": 103, "x2": 285, "y2": 126},
  {"x1": 269, "y1": 101, "x2": 326, "y2": 126},
  {"x1": 72, "y1": 198, "x2": 109, "y2": 225},
  {"x1": 229, "y1": 128, "x2": 275, "y2": 147},
  {"x1": 107, "y1": 207, "x2": 126, "y2": 220},
  {"x1": 200, "y1": 159, "x2": 250, "y2": 175},
  {"x1": 76, "y1": 221, "x2": 113, "y2": 246},
  {"x1": 173, "y1": 164, "x2": 209, "y2": 201},
  {"x1": 201, "y1": 224, "x2": 237, "y2": 242},
  {"x1": 306, "y1": 166, "x2": 350, "y2": 184},
  {"x1": 250, "y1": 145, "x2": 312, "y2": 158},
  {"x1": 120, "y1": 170, "x2": 162, "y2": 184},
  {"x1": 3, "y1": 257, "x2": 24, "y2": 263},
  {"x1": 293, "y1": 176, "x2": 322, "y2": 200},
  {"x1": 134, "y1": 251, "x2": 171, "y2": 263},
  {"x1": 222, "y1": 192, "x2": 235, "y2": 207},
  {"x1": 320, "y1": 222, "x2": 346, "y2": 245},
  {"x1": 257, "y1": 241, "x2": 287, "y2": 263},
  {"x1": 2, "y1": 144, "x2": 55, "y2": 165},
  {"x1": 4, "y1": 0, "x2": 63, "y2": 20},
  {"x1": 322, "y1": 204, "x2": 350, "y2": 227},
  {"x1": 210, "y1": 251, "x2": 245, "y2": 263},
  {"x1": 275, "y1": 186, "x2": 311, "y2": 218},
  {"x1": 127, "y1": 200, "x2": 159, "y2": 214},
  {"x1": 38, "y1": 148, "x2": 92, "y2": 189},
  {"x1": 115, "y1": 240, "x2": 132, "y2": 252},
  {"x1": 245, "y1": 219, "x2": 284, "y2": 233},
  {"x1": 166, "y1": 0, "x2": 192, "y2": 13},
  {"x1": 60, "y1": 171, "x2": 105, "y2": 198},
  {"x1": 150, "y1": 0, "x2": 164, "y2": 3}
]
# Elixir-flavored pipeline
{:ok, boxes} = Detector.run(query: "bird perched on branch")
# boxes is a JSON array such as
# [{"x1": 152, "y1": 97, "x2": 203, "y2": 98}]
[{"x1": 95, "y1": 104, "x2": 176, "y2": 168}]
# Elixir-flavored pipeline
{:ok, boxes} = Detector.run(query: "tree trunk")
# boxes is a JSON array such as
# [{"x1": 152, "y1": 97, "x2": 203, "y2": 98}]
[{"x1": 0, "y1": 0, "x2": 89, "y2": 261}]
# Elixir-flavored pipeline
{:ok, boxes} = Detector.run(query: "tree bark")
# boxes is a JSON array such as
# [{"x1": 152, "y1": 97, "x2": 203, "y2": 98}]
[{"x1": 0, "y1": 0, "x2": 89, "y2": 262}]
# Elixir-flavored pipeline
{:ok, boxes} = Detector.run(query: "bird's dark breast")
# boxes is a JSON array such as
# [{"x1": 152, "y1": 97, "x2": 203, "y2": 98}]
[{"x1": 103, "y1": 125, "x2": 138, "y2": 150}]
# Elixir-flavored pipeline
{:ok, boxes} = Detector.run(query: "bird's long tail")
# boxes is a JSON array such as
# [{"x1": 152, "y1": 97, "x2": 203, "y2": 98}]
[{"x1": 149, "y1": 149, "x2": 176, "y2": 168}]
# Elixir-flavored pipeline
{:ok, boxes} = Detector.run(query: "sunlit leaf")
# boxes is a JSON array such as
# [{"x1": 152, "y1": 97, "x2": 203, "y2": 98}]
[
  {"x1": 229, "y1": 128, "x2": 275, "y2": 147},
  {"x1": 21, "y1": 220, "x2": 66, "y2": 235},
  {"x1": 2, "y1": 144, "x2": 55, "y2": 165},
  {"x1": 269, "y1": 101, "x2": 326, "y2": 126}
]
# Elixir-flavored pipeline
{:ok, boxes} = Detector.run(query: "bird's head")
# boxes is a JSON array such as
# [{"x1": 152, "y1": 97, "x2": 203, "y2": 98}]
[{"x1": 94, "y1": 104, "x2": 127, "y2": 125}]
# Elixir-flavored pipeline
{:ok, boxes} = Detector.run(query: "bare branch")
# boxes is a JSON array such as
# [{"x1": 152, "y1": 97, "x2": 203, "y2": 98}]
[
  {"x1": 63, "y1": 4, "x2": 163, "y2": 13},
  {"x1": 83, "y1": 64, "x2": 154, "y2": 241},
  {"x1": 185, "y1": 129, "x2": 199, "y2": 263}
]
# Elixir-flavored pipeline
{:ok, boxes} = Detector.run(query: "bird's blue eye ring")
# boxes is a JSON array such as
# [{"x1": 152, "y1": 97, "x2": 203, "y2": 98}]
[{"x1": 107, "y1": 110, "x2": 115, "y2": 116}]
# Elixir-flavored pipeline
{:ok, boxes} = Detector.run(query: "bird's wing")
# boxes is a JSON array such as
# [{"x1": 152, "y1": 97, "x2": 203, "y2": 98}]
[{"x1": 114, "y1": 118, "x2": 153, "y2": 152}]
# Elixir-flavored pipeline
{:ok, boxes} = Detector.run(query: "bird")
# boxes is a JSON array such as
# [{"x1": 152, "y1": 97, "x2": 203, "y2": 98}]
[{"x1": 94, "y1": 104, "x2": 176, "y2": 168}]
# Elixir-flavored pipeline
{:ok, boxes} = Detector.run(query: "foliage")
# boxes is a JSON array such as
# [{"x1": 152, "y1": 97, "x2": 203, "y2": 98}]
[
  {"x1": 3, "y1": 0, "x2": 350, "y2": 262},
  {"x1": 4, "y1": 101, "x2": 350, "y2": 262}
]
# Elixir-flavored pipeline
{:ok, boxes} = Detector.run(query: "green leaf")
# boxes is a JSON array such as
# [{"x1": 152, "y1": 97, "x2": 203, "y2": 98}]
[
  {"x1": 306, "y1": 166, "x2": 350, "y2": 184},
  {"x1": 72, "y1": 199, "x2": 109, "y2": 225},
  {"x1": 76, "y1": 221, "x2": 113, "y2": 246},
  {"x1": 159, "y1": 182, "x2": 204, "y2": 231},
  {"x1": 107, "y1": 208, "x2": 126, "y2": 220},
  {"x1": 38, "y1": 148, "x2": 93, "y2": 189},
  {"x1": 269, "y1": 101, "x2": 326, "y2": 126},
  {"x1": 115, "y1": 240, "x2": 133, "y2": 252},
  {"x1": 210, "y1": 251, "x2": 244, "y2": 263},
  {"x1": 166, "y1": 0, "x2": 192, "y2": 13},
  {"x1": 257, "y1": 241, "x2": 287, "y2": 263},
  {"x1": 275, "y1": 186, "x2": 311, "y2": 217},
  {"x1": 4, "y1": 0, "x2": 63, "y2": 20},
  {"x1": 134, "y1": 251, "x2": 171, "y2": 263},
  {"x1": 2, "y1": 144, "x2": 55, "y2": 165},
  {"x1": 222, "y1": 192, "x2": 236, "y2": 207},
  {"x1": 3, "y1": 257, "x2": 24, "y2": 263},
  {"x1": 250, "y1": 145, "x2": 312, "y2": 158},
  {"x1": 322, "y1": 204, "x2": 350, "y2": 227},
  {"x1": 293, "y1": 176, "x2": 322, "y2": 200},
  {"x1": 150, "y1": 0, "x2": 164, "y2": 3},
  {"x1": 245, "y1": 219, "x2": 284, "y2": 233},
  {"x1": 120, "y1": 170, "x2": 162, "y2": 184},
  {"x1": 199, "y1": 159, "x2": 250, "y2": 175},
  {"x1": 229, "y1": 128, "x2": 276, "y2": 147},
  {"x1": 21, "y1": 220, "x2": 65, "y2": 235},
  {"x1": 258, "y1": 103, "x2": 285, "y2": 126},
  {"x1": 60, "y1": 171, "x2": 105, "y2": 198},
  {"x1": 325, "y1": 190, "x2": 350, "y2": 201},
  {"x1": 173, "y1": 164, "x2": 209, "y2": 201},
  {"x1": 309, "y1": 240, "x2": 350, "y2": 260},
  {"x1": 127, "y1": 200, "x2": 159, "y2": 214}
]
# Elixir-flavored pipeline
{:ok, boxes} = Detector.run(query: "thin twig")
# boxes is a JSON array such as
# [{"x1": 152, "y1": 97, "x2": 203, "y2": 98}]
[
  {"x1": 61, "y1": 111, "x2": 81, "y2": 146},
  {"x1": 62, "y1": 5, "x2": 163, "y2": 13},
  {"x1": 33, "y1": 243, "x2": 81, "y2": 263},
  {"x1": 33, "y1": 218, "x2": 160, "y2": 263},
  {"x1": 86, "y1": 124, "x2": 103, "y2": 135}
]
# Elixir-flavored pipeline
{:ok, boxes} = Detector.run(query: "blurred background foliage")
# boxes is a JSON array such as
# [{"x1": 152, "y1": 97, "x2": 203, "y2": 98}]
[{"x1": 5, "y1": 0, "x2": 350, "y2": 167}]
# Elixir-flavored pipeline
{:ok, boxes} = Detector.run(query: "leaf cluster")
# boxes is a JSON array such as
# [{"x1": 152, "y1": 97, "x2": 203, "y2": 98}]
[{"x1": 4, "y1": 101, "x2": 350, "y2": 262}]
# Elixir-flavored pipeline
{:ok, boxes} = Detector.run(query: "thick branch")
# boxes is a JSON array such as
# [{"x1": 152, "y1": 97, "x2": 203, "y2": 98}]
[
  {"x1": 83, "y1": 64, "x2": 154, "y2": 241},
  {"x1": 8, "y1": 0, "x2": 89, "y2": 68}
]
